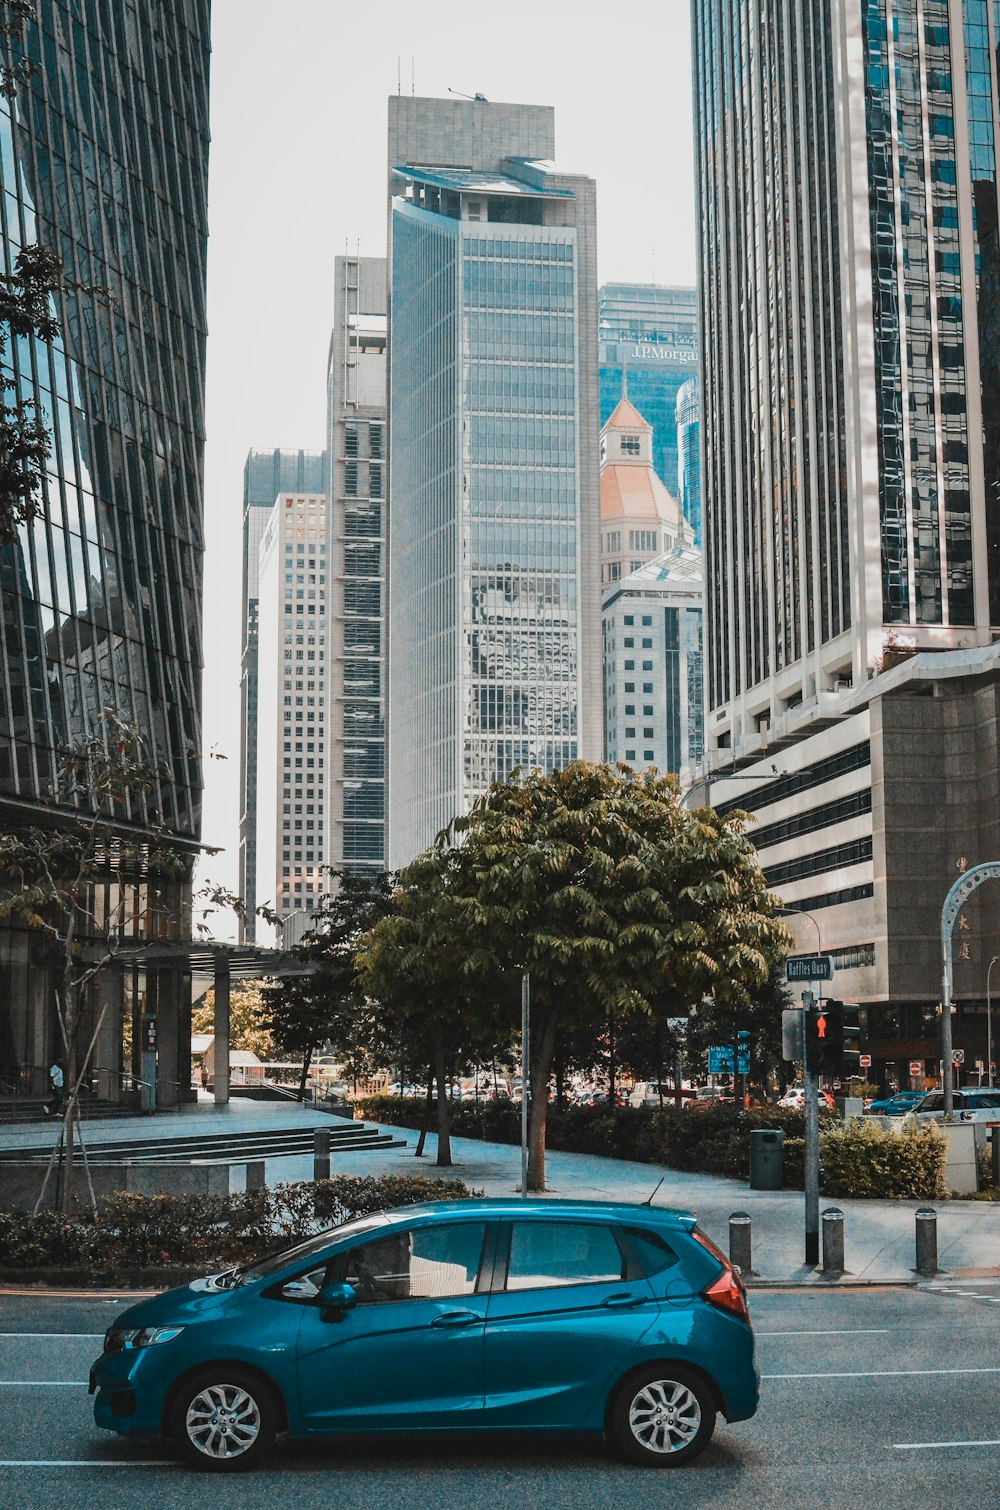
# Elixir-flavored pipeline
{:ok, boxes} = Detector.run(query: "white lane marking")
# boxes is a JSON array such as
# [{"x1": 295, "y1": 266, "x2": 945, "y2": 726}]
[
  {"x1": 0, "y1": 1381, "x2": 87, "y2": 1387},
  {"x1": 765, "y1": 1367, "x2": 1000, "y2": 1380},
  {"x1": 757, "y1": 1329, "x2": 892, "y2": 1337},
  {"x1": 894, "y1": 1440, "x2": 1000, "y2": 1451},
  {"x1": 0, "y1": 1333, "x2": 102, "y2": 1340},
  {"x1": 0, "y1": 1460, "x2": 174, "y2": 1468}
]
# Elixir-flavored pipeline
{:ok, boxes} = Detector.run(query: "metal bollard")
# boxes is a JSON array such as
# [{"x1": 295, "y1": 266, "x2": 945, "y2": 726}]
[
  {"x1": 245, "y1": 1159, "x2": 266, "y2": 1192},
  {"x1": 992, "y1": 1128, "x2": 1000, "y2": 1190},
  {"x1": 915, "y1": 1207, "x2": 938, "y2": 1276},
  {"x1": 821, "y1": 1207, "x2": 844, "y2": 1276},
  {"x1": 729, "y1": 1211, "x2": 752, "y2": 1275},
  {"x1": 314, "y1": 1127, "x2": 331, "y2": 1183}
]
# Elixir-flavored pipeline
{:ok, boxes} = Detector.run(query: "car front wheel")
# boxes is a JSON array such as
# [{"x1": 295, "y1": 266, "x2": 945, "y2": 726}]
[
  {"x1": 169, "y1": 1365, "x2": 278, "y2": 1471},
  {"x1": 608, "y1": 1363, "x2": 716, "y2": 1466}
]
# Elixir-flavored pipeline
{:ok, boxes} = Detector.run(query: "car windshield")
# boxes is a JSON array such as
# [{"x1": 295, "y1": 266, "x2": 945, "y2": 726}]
[{"x1": 235, "y1": 1212, "x2": 390, "y2": 1285}]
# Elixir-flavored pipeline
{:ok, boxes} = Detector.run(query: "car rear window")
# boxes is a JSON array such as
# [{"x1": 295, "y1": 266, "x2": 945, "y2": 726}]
[{"x1": 623, "y1": 1227, "x2": 679, "y2": 1278}]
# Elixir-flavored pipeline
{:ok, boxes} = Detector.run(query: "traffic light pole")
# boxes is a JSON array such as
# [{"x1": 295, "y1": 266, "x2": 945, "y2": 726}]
[{"x1": 803, "y1": 990, "x2": 820, "y2": 1266}]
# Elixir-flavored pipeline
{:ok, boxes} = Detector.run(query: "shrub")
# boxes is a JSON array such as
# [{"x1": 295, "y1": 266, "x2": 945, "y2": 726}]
[
  {"x1": 0, "y1": 1173, "x2": 480, "y2": 1274},
  {"x1": 819, "y1": 1120, "x2": 945, "y2": 1200}
]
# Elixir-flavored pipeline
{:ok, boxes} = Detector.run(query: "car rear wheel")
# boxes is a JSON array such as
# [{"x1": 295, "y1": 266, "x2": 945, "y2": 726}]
[
  {"x1": 609, "y1": 1363, "x2": 716, "y2": 1466},
  {"x1": 169, "y1": 1366, "x2": 277, "y2": 1471}
]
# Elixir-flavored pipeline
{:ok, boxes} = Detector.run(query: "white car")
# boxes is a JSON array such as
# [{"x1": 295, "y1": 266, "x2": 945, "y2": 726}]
[
  {"x1": 778, "y1": 1087, "x2": 834, "y2": 1109},
  {"x1": 911, "y1": 1090, "x2": 1000, "y2": 1123}
]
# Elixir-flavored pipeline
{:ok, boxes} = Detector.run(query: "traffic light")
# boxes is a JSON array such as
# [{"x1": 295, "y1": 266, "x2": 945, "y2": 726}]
[
  {"x1": 805, "y1": 1004, "x2": 836, "y2": 1074},
  {"x1": 840, "y1": 1003, "x2": 861, "y2": 1079}
]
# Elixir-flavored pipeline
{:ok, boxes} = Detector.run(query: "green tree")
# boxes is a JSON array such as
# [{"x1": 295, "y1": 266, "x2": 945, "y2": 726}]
[
  {"x1": 686, "y1": 960, "x2": 793, "y2": 1100},
  {"x1": 192, "y1": 982, "x2": 275, "y2": 1062},
  {"x1": 262, "y1": 870, "x2": 396, "y2": 1100},
  {"x1": 358, "y1": 849, "x2": 517, "y2": 1165},
  {"x1": 385, "y1": 762, "x2": 788, "y2": 1190}
]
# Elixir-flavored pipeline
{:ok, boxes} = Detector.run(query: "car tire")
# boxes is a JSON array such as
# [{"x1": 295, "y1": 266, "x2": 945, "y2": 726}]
[
  {"x1": 608, "y1": 1362, "x2": 716, "y2": 1467},
  {"x1": 168, "y1": 1365, "x2": 278, "y2": 1472}
]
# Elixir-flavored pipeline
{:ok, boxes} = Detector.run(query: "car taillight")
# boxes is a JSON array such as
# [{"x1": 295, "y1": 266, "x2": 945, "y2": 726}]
[
  {"x1": 702, "y1": 1267, "x2": 750, "y2": 1324},
  {"x1": 692, "y1": 1228, "x2": 751, "y2": 1325}
]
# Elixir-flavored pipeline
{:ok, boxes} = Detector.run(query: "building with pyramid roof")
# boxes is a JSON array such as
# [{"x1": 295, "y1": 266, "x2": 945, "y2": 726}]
[{"x1": 600, "y1": 395, "x2": 695, "y2": 591}]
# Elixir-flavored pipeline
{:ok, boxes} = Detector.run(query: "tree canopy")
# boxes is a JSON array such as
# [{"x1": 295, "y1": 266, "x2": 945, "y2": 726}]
[{"x1": 363, "y1": 762, "x2": 788, "y2": 1189}]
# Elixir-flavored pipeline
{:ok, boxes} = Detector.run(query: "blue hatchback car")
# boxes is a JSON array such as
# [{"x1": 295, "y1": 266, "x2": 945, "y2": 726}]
[{"x1": 90, "y1": 1198, "x2": 759, "y2": 1471}]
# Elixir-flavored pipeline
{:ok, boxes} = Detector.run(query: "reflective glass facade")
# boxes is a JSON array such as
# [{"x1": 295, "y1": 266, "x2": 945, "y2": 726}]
[
  {"x1": 389, "y1": 175, "x2": 592, "y2": 864},
  {"x1": 0, "y1": 2, "x2": 210, "y2": 1102},
  {"x1": 598, "y1": 283, "x2": 698, "y2": 501},
  {"x1": 676, "y1": 376, "x2": 702, "y2": 548}
]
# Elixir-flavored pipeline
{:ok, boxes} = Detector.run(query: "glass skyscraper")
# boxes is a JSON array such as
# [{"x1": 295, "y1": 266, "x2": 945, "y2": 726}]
[
  {"x1": 693, "y1": 0, "x2": 1000, "y2": 752},
  {"x1": 676, "y1": 376, "x2": 702, "y2": 549},
  {"x1": 387, "y1": 98, "x2": 601, "y2": 866},
  {"x1": 326, "y1": 256, "x2": 386, "y2": 875},
  {"x1": 0, "y1": 2, "x2": 210, "y2": 1104},
  {"x1": 598, "y1": 284, "x2": 699, "y2": 503}
]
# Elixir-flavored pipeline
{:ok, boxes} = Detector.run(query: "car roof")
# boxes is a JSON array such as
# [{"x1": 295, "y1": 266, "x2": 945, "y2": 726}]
[{"x1": 373, "y1": 1198, "x2": 698, "y2": 1231}]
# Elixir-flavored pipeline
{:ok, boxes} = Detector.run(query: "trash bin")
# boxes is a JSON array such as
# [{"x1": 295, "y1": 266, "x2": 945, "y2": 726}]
[{"x1": 749, "y1": 1128, "x2": 785, "y2": 1189}]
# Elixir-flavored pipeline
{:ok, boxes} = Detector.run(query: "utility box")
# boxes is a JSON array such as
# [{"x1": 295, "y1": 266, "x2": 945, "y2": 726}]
[{"x1": 749, "y1": 1128, "x2": 785, "y2": 1190}]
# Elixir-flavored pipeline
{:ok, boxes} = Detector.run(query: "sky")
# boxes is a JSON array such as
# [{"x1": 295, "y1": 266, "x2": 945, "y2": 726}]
[{"x1": 198, "y1": 0, "x2": 698, "y2": 922}]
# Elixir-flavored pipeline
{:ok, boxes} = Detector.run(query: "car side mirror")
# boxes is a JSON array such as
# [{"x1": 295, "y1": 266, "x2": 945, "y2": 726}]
[{"x1": 318, "y1": 1280, "x2": 358, "y2": 1320}]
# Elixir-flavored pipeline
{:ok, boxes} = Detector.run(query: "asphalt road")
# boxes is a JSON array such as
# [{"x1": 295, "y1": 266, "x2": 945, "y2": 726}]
[{"x1": 1, "y1": 1282, "x2": 999, "y2": 1509}]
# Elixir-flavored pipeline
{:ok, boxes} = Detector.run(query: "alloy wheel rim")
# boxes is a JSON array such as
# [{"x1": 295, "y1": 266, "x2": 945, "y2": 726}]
[
  {"x1": 628, "y1": 1379, "x2": 702, "y2": 1453},
  {"x1": 185, "y1": 1383, "x2": 261, "y2": 1458}
]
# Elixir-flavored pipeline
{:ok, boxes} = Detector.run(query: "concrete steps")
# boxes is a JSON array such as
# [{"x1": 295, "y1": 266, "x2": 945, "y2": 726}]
[{"x1": 0, "y1": 1122, "x2": 407, "y2": 1165}]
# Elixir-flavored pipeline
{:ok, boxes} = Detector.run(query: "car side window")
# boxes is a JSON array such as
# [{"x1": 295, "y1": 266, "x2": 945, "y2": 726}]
[
  {"x1": 505, "y1": 1222, "x2": 626, "y2": 1291},
  {"x1": 341, "y1": 1223, "x2": 487, "y2": 1304}
]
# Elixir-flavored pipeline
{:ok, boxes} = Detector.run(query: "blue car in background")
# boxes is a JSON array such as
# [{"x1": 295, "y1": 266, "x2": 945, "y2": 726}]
[
  {"x1": 90, "y1": 1198, "x2": 759, "y2": 1471},
  {"x1": 867, "y1": 1091, "x2": 926, "y2": 1115}
]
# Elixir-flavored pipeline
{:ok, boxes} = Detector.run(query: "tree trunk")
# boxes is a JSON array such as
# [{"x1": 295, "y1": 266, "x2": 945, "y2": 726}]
[
  {"x1": 61, "y1": 968, "x2": 77, "y2": 1215},
  {"x1": 297, "y1": 1044, "x2": 313, "y2": 1101},
  {"x1": 607, "y1": 1014, "x2": 616, "y2": 1105},
  {"x1": 526, "y1": 1012, "x2": 557, "y2": 1191},
  {"x1": 415, "y1": 1073, "x2": 434, "y2": 1157},
  {"x1": 432, "y1": 1034, "x2": 452, "y2": 1166}
]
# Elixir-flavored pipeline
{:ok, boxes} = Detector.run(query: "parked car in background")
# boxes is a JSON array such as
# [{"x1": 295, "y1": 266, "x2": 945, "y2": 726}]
[
  {"x1": 629, "y1": 1083, "x2": 696, "y2": 1109},
  {"x1": 778, "y1": 1087, "x2": 835, "y2": 1111},
  {"x1": 866, "y1": 1091, "x2": 925, "y2": 1115},
  {"x1": 91, "y1": 1199, "x2": 760, "y2": 1471},
  {"x1": 911, "y1": 1090, "x2": 1000, "y2": 1124}
]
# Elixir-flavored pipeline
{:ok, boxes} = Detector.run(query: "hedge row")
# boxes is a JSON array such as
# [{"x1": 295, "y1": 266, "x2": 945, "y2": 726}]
[
  {"x1": 0, "y1": 1173, "x2": 477, "y2": 1274},
  {"x1": 357, "y1": 1096, "x2": 825, "y2": 1179},
  {"x1": 357, "y1": 1096, "x2": 946, "y2": 1198}
]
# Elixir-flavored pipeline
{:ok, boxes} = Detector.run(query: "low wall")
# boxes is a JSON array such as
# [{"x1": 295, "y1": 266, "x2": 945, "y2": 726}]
[{"x1": 0, "y1": 1158, "x2": 266, "y2": 1213}]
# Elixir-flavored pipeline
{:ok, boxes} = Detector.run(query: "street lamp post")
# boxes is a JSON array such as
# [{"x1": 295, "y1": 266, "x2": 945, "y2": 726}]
[{"x1": 989, "y1": 957, "x2": 999, "y2": 1091}]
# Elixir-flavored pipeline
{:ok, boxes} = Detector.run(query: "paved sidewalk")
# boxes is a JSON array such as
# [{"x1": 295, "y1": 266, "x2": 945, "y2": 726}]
[{"x1": 5, "y1": 1097, "x2": 999, "y2": 1285}]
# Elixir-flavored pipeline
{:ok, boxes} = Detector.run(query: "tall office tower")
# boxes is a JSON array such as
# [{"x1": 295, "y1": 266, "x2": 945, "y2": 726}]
[
  {"x1": 326, "y1": 257, "x2": 387, "y2": 876},
  {"x1": 676, "y1": 377, "x2": 702, "y2": 549},
  {"x1": 598, "y1": 284, "x2": 699, "y2": 503},
  {"x1": 386, "y1": 97, "x2": 601, "y2": 867},
  {"x1": 603, "y1": 548, "x2": 703, "y2": 774},
  {"x1": 239, "y1": 450, "x2": 325, "y2": 939},
  {"x1": 692, "y1": 1, "x2": 1000, "y2": 1082},
  {"x1": 255, "y1": 492, "x2": 329, "y2": 944},
  {"x1": 0, "y1": 3, "x2": 210, "y2": 1106},
  {"x1": 600, "y1": 396, "x2": 693, "y2": 590}
]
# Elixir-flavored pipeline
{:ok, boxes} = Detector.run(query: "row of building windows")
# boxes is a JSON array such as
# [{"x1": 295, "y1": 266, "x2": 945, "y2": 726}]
[
  {"x1": 714, "y1": 741, "x2": 872, "y2": 819},
  {"x1": 764, "y1": 837, "x2": 874, "y2": 889},
  {"x1": 752, "y1": 789, "x2": 873, "y2": 852}
]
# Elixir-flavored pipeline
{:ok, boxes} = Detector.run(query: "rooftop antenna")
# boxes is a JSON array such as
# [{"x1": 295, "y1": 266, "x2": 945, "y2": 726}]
[
  {"x1": 448, "y1": 86, "x2": 489, "y2": 101},
  {"x1": 396, "y1": 56, "x2": 401, "y2": 96},
  {"x1": 642, "y1": 1176, "x2": 665, "y2": 1206},
  {"x1": 411, "y1": 57, "x2": 414, "y2": 96}
]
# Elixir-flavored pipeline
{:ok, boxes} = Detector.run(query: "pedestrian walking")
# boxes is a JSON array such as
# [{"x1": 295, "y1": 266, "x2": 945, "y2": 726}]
[{"x1": 47, "y1": 1059, "x2": 65, "y2": 1115}]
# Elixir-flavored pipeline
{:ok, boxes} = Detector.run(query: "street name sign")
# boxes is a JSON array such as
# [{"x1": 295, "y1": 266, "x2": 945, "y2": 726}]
[{"x1": 786, "y1": 956, "x2": 833, "y2": 982}]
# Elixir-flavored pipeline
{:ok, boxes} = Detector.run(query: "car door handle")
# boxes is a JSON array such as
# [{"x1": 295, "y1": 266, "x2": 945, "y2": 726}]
[
  {"x1": 430, "y1": 1309, "x2": 482, "y2": 1328},
  {"x1": 601, "y1": 1293, "x2": 646, "y2": 1309}
]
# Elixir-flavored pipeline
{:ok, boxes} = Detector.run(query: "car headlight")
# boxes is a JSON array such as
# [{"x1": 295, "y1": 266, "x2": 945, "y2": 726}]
[{"x1": 104, "y1": 1325, "x2": 185, "y2": 1353}]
